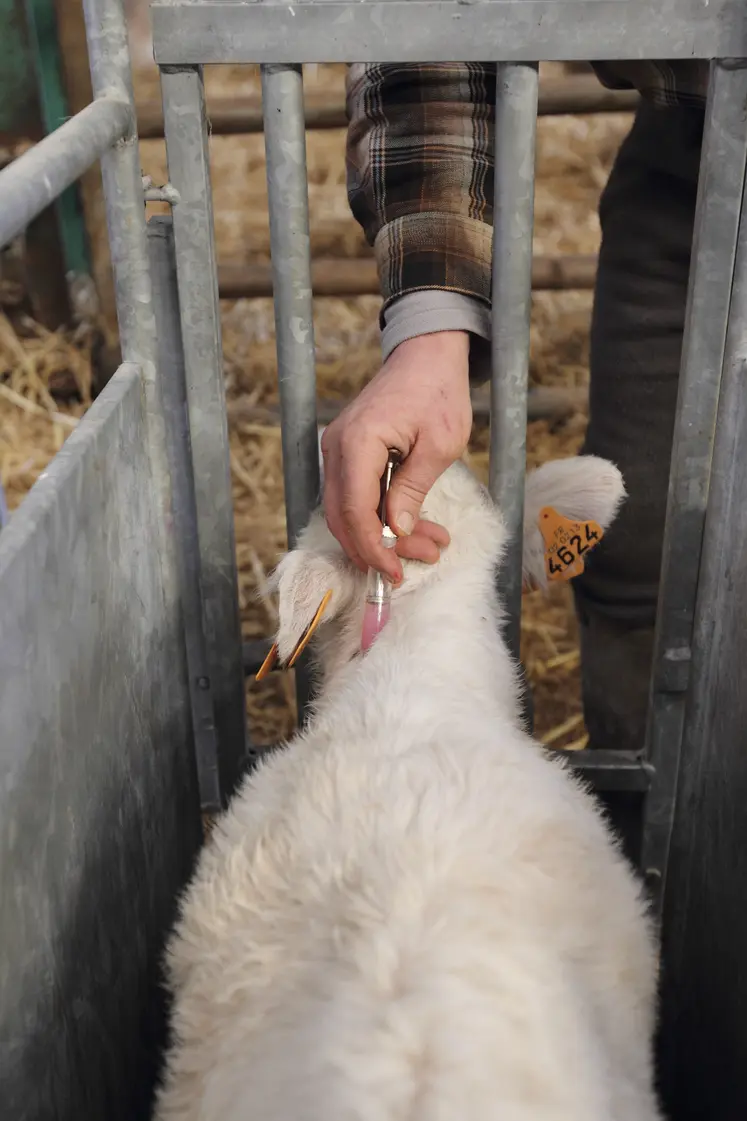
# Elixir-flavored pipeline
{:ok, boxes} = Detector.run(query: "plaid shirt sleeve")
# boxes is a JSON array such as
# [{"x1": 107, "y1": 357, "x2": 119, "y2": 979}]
[
  {"x1": 346, "y1": 63, "x2": 498, "y2": 315},
  {"x1": 345, "y1": 61, "x2": 708, "y2": 315}
]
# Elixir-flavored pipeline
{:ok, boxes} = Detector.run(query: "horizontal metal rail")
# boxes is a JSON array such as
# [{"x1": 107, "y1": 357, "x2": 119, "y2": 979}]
[
  {"x1": 135, "y1": 75, "x2": 640, "y2": 139},
  {"x1": 216, "y1": 253, "x2": 596, "y2": 299},
  {"x1": 241, "y1": 718, "x2": 652, "y2": 794},
  {"x1": 151, "y1": 0, "x2": 745, "y2": 65},
  {"x1": 0, "y1": 95, "x2": 132, "y2": 250},
  {"x1": 559, "y1": 749, "x2": 653, "y2": 794}
]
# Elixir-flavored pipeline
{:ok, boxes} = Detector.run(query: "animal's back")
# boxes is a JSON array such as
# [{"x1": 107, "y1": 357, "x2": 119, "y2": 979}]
[{"x1": 154, "y1": 723, "x2": 659, "y2": 1121}]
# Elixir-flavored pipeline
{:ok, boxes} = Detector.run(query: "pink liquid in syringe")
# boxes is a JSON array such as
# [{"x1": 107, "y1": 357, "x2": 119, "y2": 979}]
[{"x1": 361, "y1": 600, "x2": 391, "y2": 652}]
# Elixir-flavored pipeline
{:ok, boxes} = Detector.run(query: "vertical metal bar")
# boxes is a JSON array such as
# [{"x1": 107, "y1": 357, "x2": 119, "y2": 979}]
[
  {"x1": 24, "y1": 0, "x2": 92, "y2": 280},
  {"x1": 261, "y1": 63, "x2": 320, "y2": 723},
  {"x1": 82, "y1": 0, "x2": 152, "y2": 382},
  {"x1": 160, "y1": 63, "x2": 248, "y2": 800},
  {"x1": 147, "y1": 214, "x2": 223, "y2": 814},
  {"x1": 656, "y1": 95, "x2": 747, "y2": 1117},
  {"x1": 82, "y1": 0, "x2": 175, "y2": 579},
  {"x1": 489, "y1": 62, "x2": 539, "y2": 664},
  {"x1": 641, "y1": 61, "x2": 747, "y2": 924}
]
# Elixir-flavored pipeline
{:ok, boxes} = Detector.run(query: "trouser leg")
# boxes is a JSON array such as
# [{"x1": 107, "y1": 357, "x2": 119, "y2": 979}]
[{"x1": 573, "y1": 101, "x2": 704, "y2": 754}]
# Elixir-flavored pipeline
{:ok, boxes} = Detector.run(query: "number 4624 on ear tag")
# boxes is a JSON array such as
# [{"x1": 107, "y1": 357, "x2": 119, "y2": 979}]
[{"x1": 539, "y1": 506, "x2": 604, "y2": 583}]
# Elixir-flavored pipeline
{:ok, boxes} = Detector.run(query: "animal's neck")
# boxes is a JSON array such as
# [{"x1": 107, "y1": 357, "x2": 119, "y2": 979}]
[
  {"x1": 393, "y1": 564, "x2": 516, "y2": 702},
  {"x1": 317, "y1": 560, "x2": 523, "y2": 736}
]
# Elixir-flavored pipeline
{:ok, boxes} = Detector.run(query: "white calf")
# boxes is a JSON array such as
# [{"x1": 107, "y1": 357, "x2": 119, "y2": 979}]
[{"x1": 154, "y1": 455, "x2": 662, "y2": 1121}]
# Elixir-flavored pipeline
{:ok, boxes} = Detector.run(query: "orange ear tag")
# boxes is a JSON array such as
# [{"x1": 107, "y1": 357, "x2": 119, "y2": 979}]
[
  {"x1": 538, "y1": 506, "x2": 604, "y2": 584},
  {"x1": 287, "y1": 590, "x2": 333, "y2": 667},
  {"x1": 255, "y1": 642, "x2": 279, "y2": 683},
  {"x1": 254, "y1": 590, "x2": 333, "y2": 682}
]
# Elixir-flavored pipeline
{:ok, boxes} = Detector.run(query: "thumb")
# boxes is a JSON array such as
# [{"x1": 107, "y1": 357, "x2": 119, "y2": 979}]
[{"x1": 387, "y1": 442, "x2": 447, "y2": 537}]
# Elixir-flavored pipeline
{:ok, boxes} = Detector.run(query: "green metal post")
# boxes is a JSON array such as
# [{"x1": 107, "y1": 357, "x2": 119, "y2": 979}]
[{"x1": 0, "y1": 0, "x2": 93, "y2": 325}]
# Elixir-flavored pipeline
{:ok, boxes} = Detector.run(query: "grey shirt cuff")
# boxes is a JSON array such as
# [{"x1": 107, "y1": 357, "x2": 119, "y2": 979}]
[{"x1": 381, "y1": 290, "x2": 492, "y2": 384}]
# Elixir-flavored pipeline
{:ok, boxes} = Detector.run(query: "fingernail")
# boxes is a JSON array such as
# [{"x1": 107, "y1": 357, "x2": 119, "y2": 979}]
[{"x1": 395, "y1": 511, "x2": 414, "y2": 535}]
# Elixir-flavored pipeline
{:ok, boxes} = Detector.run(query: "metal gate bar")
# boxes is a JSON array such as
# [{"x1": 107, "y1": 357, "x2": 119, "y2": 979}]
[
  {"x1": 148, "y1": 214, "x2": 223, "y2": 812},
  {"x1": 655, "y1": 115, "x2": 747, "y2": 1117},
  {"x1": 642, "y1": 60, "x2": 747, "y2": 922},
  {"x1": 152, "y1": 37, "x2": 653, "y2": 794},
  {"x1": 149, "y1": 7, "x2": 747, "y2": 810},
  {"x1": 160, "y1": 63, "x2": 249, "y2": 797},
  {"x1": 490, "y1": 61, "x2": 539, "y2": 661},
  {"x1": 261, "y1": 62, "x2": 321, "y2": 720},
  {"x1": 0, "y1": 96, "x2": 130, "y2": 247},
  {"x1": 82, "y1": 0, "x2": 167, "y2": 522},
  {"x1": 85, "y1": 0, "x2": 235, "y2": 808},
  {"x1": 151, "y1": 0, "x2": 746, "y2": 65},
  {"x1": 82, "y1": 0, "x2": 148, "y2": 365}
]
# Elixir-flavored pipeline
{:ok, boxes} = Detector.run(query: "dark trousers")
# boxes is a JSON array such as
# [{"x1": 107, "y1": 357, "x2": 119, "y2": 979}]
[{"x1": 573, "y1": 101, "x2": 705, "y2": 753}]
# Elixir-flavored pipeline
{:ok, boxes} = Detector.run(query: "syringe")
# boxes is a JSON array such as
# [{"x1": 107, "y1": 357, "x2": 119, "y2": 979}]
[{"x1": 360, "y1": 448, "x2": 402, "y2": 652}]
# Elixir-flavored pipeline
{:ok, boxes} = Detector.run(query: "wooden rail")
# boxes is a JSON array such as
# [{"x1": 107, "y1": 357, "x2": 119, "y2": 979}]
[
  {"x1": 137, "y1": 75, "x2": 639, "y2": 140},
  {"x1": 217, "y1": 254, "x2": 597, "y2": 299},
  {"x1": 227, "y1": 384, "x2": 588, "y2": 430}
]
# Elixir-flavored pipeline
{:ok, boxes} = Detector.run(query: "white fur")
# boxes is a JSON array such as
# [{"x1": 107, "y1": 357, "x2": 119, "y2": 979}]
[
  {"x1": 522, "y1": 455, "x2": 627, "y2": 591},
  {"x1": 154, "y1": 457, "x2": 661, "y2": 1121}
]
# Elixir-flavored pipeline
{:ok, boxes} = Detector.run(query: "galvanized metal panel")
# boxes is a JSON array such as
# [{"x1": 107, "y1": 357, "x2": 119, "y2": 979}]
[
  {"x1": 151, "y1": 0, "x2": 746, "y2": 65},
  {"x1": 0, "y1": 365, "x2": 203, "y2": 1120},
  {"x1": 655, "y1": 155, "x2": 747, "y2": 1121},
  {"x1": 642, "y1": 60, "x2": 747, "y2": 923},
  {"x1": 82, "y1": 0, "x2": 193, "y2": 778},
  {"x1": 148, "y1": 215, "x2": 226, "y2": 810}
]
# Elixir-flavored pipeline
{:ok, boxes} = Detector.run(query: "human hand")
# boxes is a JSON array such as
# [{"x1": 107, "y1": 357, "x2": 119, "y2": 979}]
[{"x1": 320, "y1": 330, "x2": 473, "y2": 584}]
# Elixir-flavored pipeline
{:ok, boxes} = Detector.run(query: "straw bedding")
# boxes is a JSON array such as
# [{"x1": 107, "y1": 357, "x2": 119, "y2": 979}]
[{"x1": 0, "y1": 55, "x2": 634, "y2": 750}]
